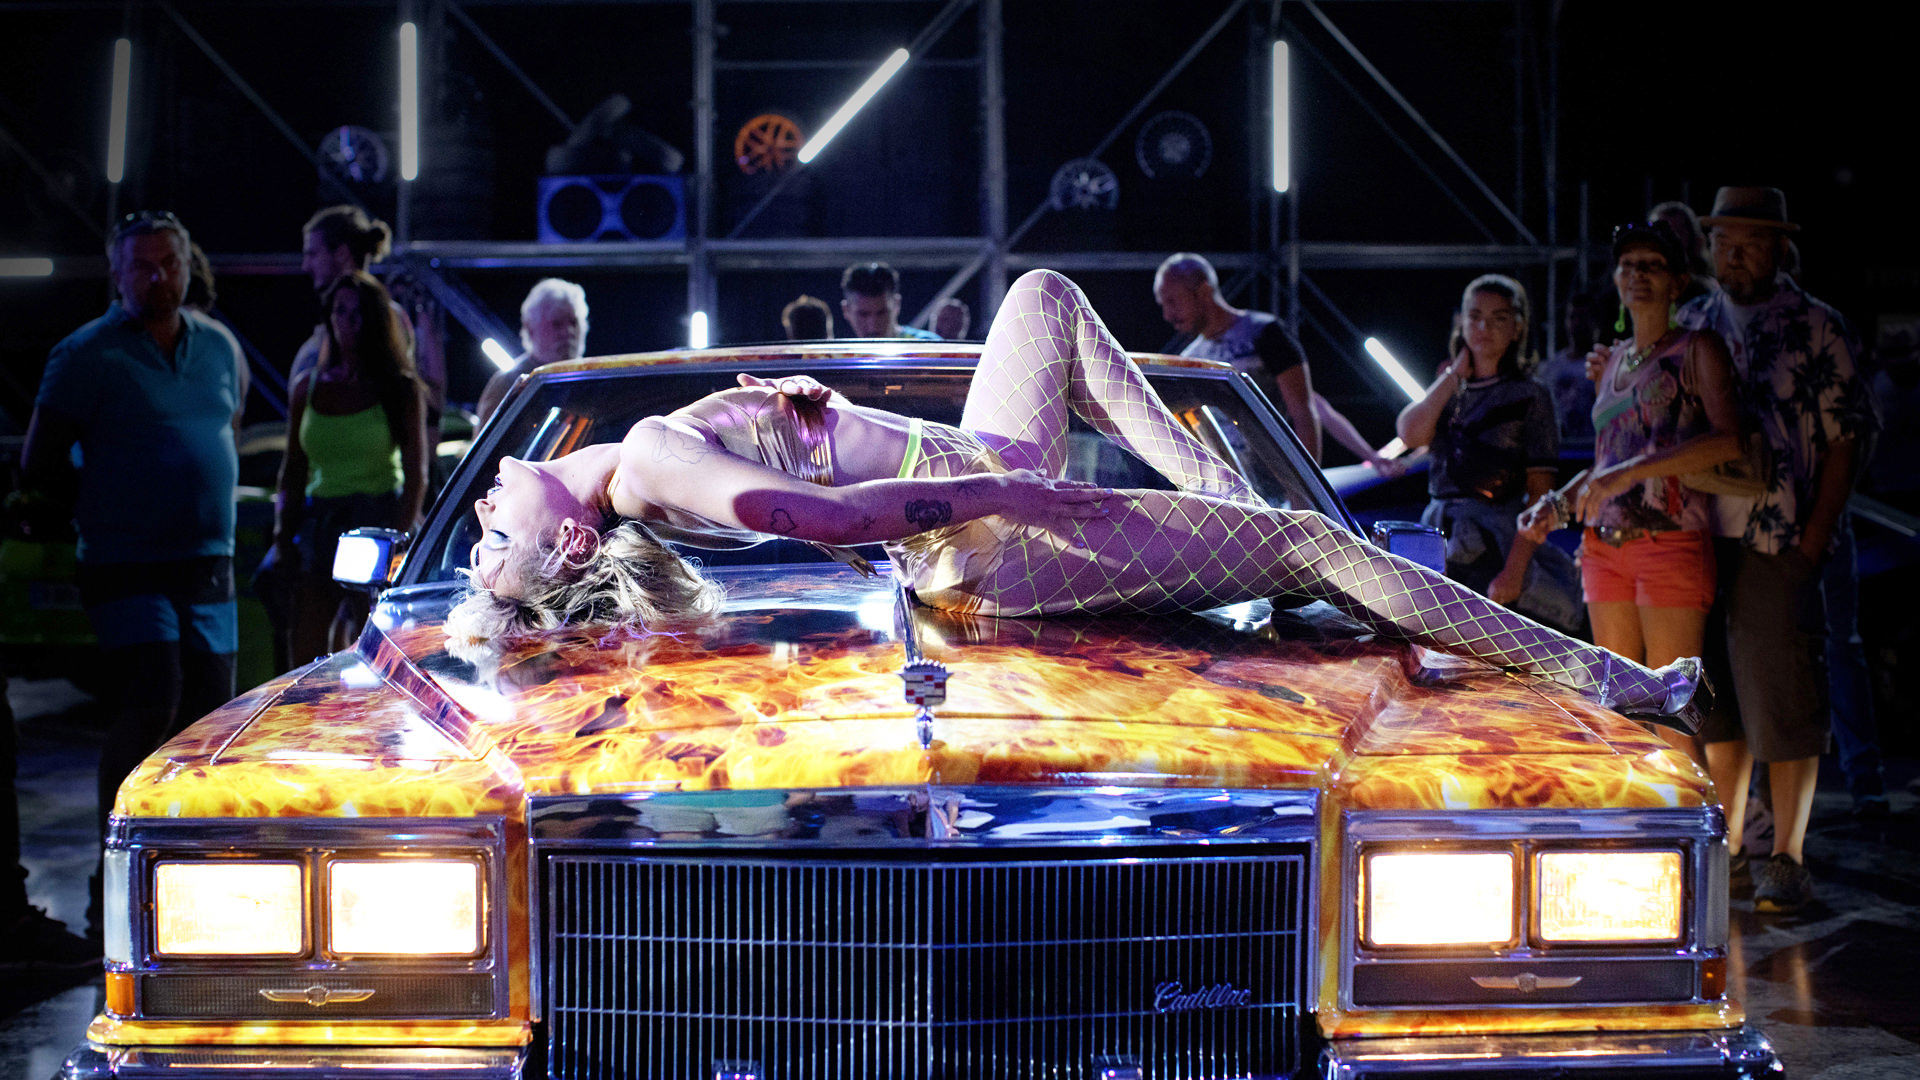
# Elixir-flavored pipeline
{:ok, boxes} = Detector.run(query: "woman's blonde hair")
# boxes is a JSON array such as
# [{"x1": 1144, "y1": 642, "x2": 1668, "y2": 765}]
[{"x1": 446, "y1": 519, "x2": 724, "y2": 653}]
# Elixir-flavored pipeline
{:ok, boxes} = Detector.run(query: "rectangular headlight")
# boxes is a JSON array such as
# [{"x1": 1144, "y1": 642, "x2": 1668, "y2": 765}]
[
  {"x1": 329, "y1": 859, "x2": 482, "y2": 955},
  {"x1": 1365, "y1": 850, "x2": 1514, "y2": 947},
  {"x1": 154, "y1": 861, "x2": 305, "y2": 956},
  {"x1": 1538, "y1": 850, "x2": 1683, "y2": 942}
]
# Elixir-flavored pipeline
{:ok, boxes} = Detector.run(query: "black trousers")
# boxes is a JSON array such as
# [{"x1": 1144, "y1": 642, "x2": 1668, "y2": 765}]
[
  {"x1": 93, "y1": 642, "x2": 235, "y2": 845},
  {"x1": 2, "y1": 671, "x2": 27, "y2": 922}
]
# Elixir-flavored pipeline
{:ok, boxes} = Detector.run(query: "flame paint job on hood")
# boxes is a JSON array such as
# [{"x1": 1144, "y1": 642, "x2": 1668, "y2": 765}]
[{"x1": 114, "y1": 565, "x2": 1711, "y2": 820}]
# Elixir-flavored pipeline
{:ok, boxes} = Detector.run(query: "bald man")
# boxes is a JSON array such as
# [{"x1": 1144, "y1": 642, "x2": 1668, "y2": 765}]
[{"x1": 1154, "y1": 252, "x2": 1321, "y2": 460}]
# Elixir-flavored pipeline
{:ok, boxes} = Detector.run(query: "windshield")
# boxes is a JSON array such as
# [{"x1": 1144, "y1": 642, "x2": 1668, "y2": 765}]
[{"x1": 407, "y1": 359, "x2": 1342, "y2": 585}]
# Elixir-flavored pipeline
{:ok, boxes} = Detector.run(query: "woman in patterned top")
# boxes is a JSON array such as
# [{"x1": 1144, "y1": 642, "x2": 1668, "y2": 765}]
[{"x1": 1521, "y1": 223, "x2": 1741, "y2": 756}]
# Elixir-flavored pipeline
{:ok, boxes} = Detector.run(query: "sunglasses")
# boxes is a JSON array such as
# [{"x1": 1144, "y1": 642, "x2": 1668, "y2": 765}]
[{"x1": 112, "y1": 210, "x2": 184, "y2": 240}]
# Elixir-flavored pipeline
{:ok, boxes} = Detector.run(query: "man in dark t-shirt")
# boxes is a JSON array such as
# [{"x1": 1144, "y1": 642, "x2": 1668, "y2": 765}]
[{"x1": 1154, "y1": 253, "x2": 1322, "y2": 460}]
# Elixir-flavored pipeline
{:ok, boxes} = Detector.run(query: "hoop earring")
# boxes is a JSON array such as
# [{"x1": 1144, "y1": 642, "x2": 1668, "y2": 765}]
[
  {"x1": 558, "y1": 525, "x2": 602, "y2": 571},
  {"x1": 1614, "y1": 308, "x2": 1628, "y2": 335},
  {"x1": 1667, "y1": 301, "x2": 1679, "y2": 330}
]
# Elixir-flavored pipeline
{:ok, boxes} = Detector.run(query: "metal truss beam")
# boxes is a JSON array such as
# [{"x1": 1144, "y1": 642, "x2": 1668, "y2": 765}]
[
  {"x1": 914, "y1": 0, "x2": 1251, "y2": 327},
  {"x1": 156, "y1": 1, "x2": 366, "y2": 210},
  {"x1": 725, "y1": 0, "x2": 978, "y2": 240},
  {"x1": 1297, "y1": 0, "x2": 1537, "y2": 243},
  {"x1": 443, "y1": 0, "x2": 577, "y2": 134}
]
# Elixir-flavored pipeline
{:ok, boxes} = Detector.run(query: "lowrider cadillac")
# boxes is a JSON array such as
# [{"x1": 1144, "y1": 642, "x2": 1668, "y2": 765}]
[{"x1": 63, "y1": 345, "x2": 1780, "y2": 1079}]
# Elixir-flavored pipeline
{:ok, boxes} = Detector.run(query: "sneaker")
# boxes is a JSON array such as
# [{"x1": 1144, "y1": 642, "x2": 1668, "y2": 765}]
[
  {"x1": 1752, "y1": 854, "x2": 1814, "y2": 914},
  {"x1": 0, "y1": 906, "x2": 102, "y2": 970},
  {"x1": 1729, "y1": 851, "x2": 1750, "y2": 880}
]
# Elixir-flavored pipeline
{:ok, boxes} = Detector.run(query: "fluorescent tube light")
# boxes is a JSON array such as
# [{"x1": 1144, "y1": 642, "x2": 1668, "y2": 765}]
[{"x1": 797, "y1": 48, "x2": 910, "y2": 165}]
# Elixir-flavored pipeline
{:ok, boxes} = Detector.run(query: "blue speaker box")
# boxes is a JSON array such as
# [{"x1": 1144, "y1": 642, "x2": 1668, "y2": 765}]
[{"x1": 536, "y1": 174, "x2": 686, "y2": 242}]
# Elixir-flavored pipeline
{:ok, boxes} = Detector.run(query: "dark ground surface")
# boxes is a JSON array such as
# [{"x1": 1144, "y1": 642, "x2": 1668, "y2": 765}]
[{"x1": 4, "y1": 674, "x2": 1918, "y2": 1079}]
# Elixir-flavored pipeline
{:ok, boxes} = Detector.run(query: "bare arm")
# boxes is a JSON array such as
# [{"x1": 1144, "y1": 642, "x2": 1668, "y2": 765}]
[
  {"x1": 20, "y1": 407, "x2": 81, "y2": 497},
  {"x1": 1569, "y1": 334, "x2": 1742, "y2": 521},
  {"x1": 476, "y1": 369, "x2": 514, "y2": 425},
  {"x1": 616, "y1": 418, "x2": 1108, "y2": 546},
  {"x1": 1799, "y1": 437, "x2": 1855, "y2": 564},
  {"x1": 1274, "y1": 364, "x2": 1321, "y2": 463},
  {"x1": 272, "y1": 376, "x2": 312, "y2": 550},
  {"x1": 1396, "y1": 350, "x2": 1468, "y2": 448},
  {"x1": 395, "y1": 383, "x2": 430, "y2": 532},
  {"x1": 1313, "y1": 392, "x2": 1385, "y2": 465}
]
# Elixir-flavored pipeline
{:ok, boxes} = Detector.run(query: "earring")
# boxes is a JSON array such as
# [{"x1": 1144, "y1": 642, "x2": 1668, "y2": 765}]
[
  {"x1": 1614, "y1": 308, "x2": 1627, "y2": 334},
  {"x1": 1667, "y1": 301, "x2": 1679, "y2": 330}
]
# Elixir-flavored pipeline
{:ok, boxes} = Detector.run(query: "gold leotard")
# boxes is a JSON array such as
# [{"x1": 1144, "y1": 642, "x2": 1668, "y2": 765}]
[{"x1": 652, "y1": 386, "x2": 1013, "y2": 600}]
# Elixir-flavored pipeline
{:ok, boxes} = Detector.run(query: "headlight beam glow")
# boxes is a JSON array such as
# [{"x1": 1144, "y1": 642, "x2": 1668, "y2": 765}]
[
  {"x1": 329, "y1": 859, "x2": 482, "y2": 956},
  {"x1": 1366, "y1": 850, "x2": 1514, "y2": 947},
  {"x1": 154, "y1": 862, "x2": 305, "y2": 956},
  {"x1": 1538, "y1": 850, "x2": 1683, "y2": 942}
]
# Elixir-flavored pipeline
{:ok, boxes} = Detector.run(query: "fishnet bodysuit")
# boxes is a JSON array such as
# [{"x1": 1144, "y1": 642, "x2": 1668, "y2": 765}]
[{"x1": 892, "y1": 269, "x2": 1686, "y2": 715}]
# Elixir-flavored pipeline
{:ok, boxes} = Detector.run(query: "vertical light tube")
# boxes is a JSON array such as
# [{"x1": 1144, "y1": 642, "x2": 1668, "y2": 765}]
[
  {"x1": 797, "y1": 48, "x2": 910, "y2": 164},
  {"x1": 106, "y1": 38, "x2": 131, "y2": 183},
  {"x1": 398, "y1": 22, "x2": 420, "y2": 181},
  {"x1": 689, "y1": 311, "x2": 710, "y2": 350},
  {"x1": 1271, "y1": 40, "x2": 1290, "y2": 194}
]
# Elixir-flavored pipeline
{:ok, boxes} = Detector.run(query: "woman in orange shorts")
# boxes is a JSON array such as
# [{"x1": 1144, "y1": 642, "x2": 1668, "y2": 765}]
[{"x1": 1523, "y1": 222, "x2": 1741, "y2": 756}]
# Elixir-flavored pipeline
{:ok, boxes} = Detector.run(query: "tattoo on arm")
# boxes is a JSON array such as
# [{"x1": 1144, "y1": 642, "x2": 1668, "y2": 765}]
[
  {"x1": 904, "y1": 499, "x2": 952, "y2": 532},
  {"x1": 856, "y1": 512, "x2": 878, "y2": 534},
  {"x1": 646, "y1": 426, "x2": 717, "y2": 465},
  {"x1": 768, "y1": 508, "x2": 798, "y2": 535},
  {"x1": 952, "y1": 478, "x2": 987, "y2": 496}
]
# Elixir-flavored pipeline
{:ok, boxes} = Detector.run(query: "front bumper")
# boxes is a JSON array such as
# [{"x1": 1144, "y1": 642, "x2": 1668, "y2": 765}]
[
  {"x1": 59, "y1": 1044, "x2": 525, "y2": 1080},
  {"x1": 1320, "y1": 1026, "x2": 1780, "y2": 1078}
]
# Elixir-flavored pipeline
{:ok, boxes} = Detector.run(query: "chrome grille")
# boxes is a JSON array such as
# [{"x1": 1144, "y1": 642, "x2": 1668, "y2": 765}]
[{"x1": 544, "y1": 847, "x2": 1308, "y2": 1080}]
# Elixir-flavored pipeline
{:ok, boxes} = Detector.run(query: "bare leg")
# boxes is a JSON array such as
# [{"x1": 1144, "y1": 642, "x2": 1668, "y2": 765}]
[
  {"x1": 1767, "y1": 756, "x2": 1819, "y2": 863},
  {"x1": 1704, "y1": 739, "x2": 1753, "y2": 854},
  {"x1": 962, "y1": 269, "x2": 1258, "y2": 502},
  {"x1": 1641, "y1": 606, "x2": 1710, "y2": 764},
  {"x1": 946, "y1": 491, "x2": 1687, "y2": 713}
]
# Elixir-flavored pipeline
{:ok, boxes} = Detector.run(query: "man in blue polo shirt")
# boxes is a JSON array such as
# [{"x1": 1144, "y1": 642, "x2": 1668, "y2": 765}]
[{"x1": 22, "y1": 211, "x2": 245, "y2": 931}]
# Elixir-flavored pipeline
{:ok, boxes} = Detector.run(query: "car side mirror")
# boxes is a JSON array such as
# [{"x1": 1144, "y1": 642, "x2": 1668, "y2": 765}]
[
  {"x1": 1369, "y1": 520, "x2": 1446, "y2": 573},
  {"x1": 333, "y1": 527, "x2": 409, "y2": 593}
]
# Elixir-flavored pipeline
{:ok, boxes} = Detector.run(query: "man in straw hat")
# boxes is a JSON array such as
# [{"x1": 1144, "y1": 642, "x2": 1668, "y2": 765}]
[{"x1": 1677, "y1": 186, "x2": 1875, "y2": 914}]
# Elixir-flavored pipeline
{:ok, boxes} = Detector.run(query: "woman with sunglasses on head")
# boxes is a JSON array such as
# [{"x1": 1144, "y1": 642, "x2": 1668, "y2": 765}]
[
  {"x1": 1520, "y1": 223, "x2": 1741, "y2": 760},
  {"x1": 450, "y1": 270, "x2": 1705, "y2": 727},
  {"x1": 1395, "y1": 275, "x2": 1581, "y2": 631}
]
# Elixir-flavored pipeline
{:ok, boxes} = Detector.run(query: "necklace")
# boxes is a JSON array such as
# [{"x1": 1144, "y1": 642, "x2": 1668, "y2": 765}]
[{"x1": 1619, "y1": 330, "x2": 1675, "y2": 375}]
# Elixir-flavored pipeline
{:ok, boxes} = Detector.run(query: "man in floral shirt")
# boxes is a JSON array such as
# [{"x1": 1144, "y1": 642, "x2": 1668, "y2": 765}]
[{"x1": 1677, "y1": 187, "x2": 1872, "y2": 915}]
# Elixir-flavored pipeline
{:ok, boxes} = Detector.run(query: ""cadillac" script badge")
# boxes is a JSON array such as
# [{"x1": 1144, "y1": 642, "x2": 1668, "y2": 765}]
[{"x1": 1153, "y1": 980, "x2": 1253, "y2": 1013}]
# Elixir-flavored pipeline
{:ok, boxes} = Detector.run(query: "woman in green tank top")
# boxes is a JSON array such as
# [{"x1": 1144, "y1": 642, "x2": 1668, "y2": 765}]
[{"x1": 271, "y1": 272, "x2": 428, "y2": 663}]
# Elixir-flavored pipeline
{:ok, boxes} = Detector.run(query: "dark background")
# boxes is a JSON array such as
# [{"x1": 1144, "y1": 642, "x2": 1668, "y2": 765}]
[{"x1": 2, "y1": 1, "x2": 1912, "y2": 453}]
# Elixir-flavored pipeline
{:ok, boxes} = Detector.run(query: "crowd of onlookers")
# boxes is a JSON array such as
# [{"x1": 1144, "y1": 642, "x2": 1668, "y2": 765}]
[
  {"x1": 1147, "y1": 188, "x2": 1891, "y2": 921},
  {"x1": 1, "y1": 182, "x2": 1902, "y2": 972},
  {"x1": 1387, "y1": 187, "x2": 1886, "y2": 919}
]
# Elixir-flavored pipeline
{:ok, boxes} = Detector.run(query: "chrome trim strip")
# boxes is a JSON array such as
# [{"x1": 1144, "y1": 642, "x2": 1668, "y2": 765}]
[
  {"x1": 529, "y1": 785, "x2": 1317, "y2": 846},
  {"x1": 1345, "y1": 805, "x2": 1724, "y2": 842},
  {"x1": 59, "y1": 1043, "x2": 526, "y2": 1080},
  {"x1": 1318, "y1": 1025, "x2": 1780, "y2": 1078},
  {"x1": 1339, "y1": 808, "x2": 1727, "y2": 1013},
  {"x1": 106, "y1": 817, "x2": 511, "y2": 1024}
]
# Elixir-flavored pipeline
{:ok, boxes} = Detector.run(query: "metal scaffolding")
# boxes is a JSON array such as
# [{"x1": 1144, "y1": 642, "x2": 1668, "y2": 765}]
[{"x1": 6, "y1": 0, "x2": 1571, "y2": 368}]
